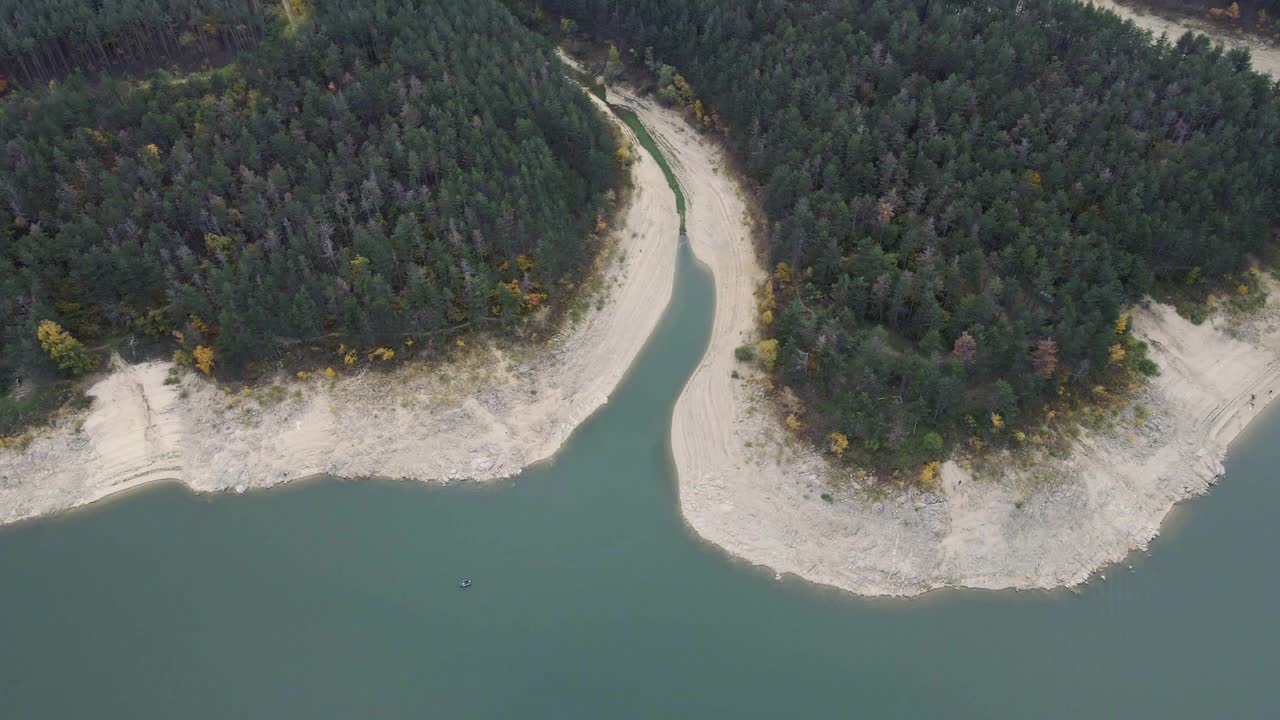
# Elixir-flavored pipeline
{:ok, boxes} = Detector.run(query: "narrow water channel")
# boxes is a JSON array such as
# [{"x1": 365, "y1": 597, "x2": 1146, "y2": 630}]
[{"x1": 2, "y1": 168, "x2": 1279, "y2": 718}]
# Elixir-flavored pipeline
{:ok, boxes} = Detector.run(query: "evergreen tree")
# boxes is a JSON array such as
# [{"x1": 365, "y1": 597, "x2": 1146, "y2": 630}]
[
  {"x1": 0, "y1": 0, "x2": 622, "y2": 380},
  {"x1": 535, "y1": 0, "x2": 1280, "y2": 458}
]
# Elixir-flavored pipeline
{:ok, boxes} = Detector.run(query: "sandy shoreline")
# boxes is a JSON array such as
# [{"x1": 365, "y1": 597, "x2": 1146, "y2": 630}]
[
  {"x1": 0, "y1": 79, "x2": 679, "y2": 527},
  {"x1": 6, "y1": 21, "x2": 1280, "y2": 602},
  {"x1": 616, "y1": 29, "x2": 1280, "y2": 595},
  {"x1": 1088, "y1": 0, "x2": 1280, "y2": 79}
]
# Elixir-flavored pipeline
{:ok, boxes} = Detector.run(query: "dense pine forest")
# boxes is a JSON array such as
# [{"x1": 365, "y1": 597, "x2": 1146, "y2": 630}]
[
  {"x1": 0, "y1": 0, "x2": 276, "y2": 87},
  {"x1": 0, "y1": 0, "x2": 621, "y2": 411},
  {"x1": 535, "y1": 0, "x2": 1280, "y2": 463}
]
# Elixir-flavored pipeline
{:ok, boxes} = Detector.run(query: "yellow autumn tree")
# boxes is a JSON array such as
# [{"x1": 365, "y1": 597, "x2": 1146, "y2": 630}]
[
  {"x1": 204, "y1": 234, "x2": 234, "y2": 260},
  {"x1": 990, "y1": 412, "x2": 1004, "y2": 430},
  {"x1": 773, "y1": 262, "x2": 792, "y2": 284},
  {"x1": 829, "y1": 432, "x2": 850, "y2": 455},
  {"x1": 190, "y1": 314, "x2": 213, "y2": 335},
  {"x1": 759, "y1": 279, "x2": 777, "y2": 314},
  {"x1": 324, "y1": 367, "x2": 337, "y2": 379},
  {"x1": 37, "y1": 320, "x2": 98, "y2": 375},
  {"x1": 785, "y1": 413, "x2": 802, "y2": 431},
  {"x1": 193, "y1": 345, "x2": 215, "y2": 375},
  {"x1": 1109, "y1": 343, "x2": 1127, "y2": 364},
  {"x1": 1114, "y1": 313, "x2": 1130, "y2": 335},
  {"x1": 759, "y1": 280, "x2": 777, "y2": 325},
  {"x1": 756, "y1": 338, "x2": 779, "y2": 370},
  {"x1": 920, "y1": 461, "x2": 942, "y2": 489}
]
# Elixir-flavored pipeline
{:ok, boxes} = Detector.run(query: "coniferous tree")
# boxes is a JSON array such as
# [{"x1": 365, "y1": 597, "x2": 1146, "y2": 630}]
[
  {"x1": 534, "y1": 0, "x2": 1280, "y2": 458},
  {"x1": 0, "y1": 0, "x2": 621, "y2": 384}
]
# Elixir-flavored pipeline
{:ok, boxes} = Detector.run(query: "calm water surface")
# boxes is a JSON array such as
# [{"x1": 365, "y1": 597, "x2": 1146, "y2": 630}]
[{"x1": 2, "y1": 240, "x2": 1278, "y2": 718}]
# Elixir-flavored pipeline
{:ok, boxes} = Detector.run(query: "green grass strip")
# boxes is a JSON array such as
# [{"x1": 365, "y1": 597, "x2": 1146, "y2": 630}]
[
  {"x1": 565, "y1": 66, "x2": 607, "y2": 102},
  {"x1": 613, "y1": 106, "x2": 685, "y2": 232}
]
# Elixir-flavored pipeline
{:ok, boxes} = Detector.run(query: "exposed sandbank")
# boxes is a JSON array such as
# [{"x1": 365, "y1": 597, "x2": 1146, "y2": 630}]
[
  {"x1": 618, "y1": 81, "x2": 1280, "y2": 596},
  {"x1": 0, "y1": 77, "x2": 679, "y2": 527}
]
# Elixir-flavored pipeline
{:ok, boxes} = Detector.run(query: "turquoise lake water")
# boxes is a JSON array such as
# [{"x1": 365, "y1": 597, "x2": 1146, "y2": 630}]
[
  {"x1": 2, "y1": 240, "x2": 1277, "y2": 718},
  {"x1": 3, "y1": 104, "x2": 1280, "y2": 716}
]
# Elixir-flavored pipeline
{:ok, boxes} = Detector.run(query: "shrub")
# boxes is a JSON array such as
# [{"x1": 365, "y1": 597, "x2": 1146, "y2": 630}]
[
  {"x1": 193, "y1": 345, "x2": 215, "y2": 375},
  {"x1": 919, "y1": 461, "x2": 942, "y2": 489},
  {"x1": 920, "y1": 431, "x2": 943, "y2": 453},
  {"x1": 756, "y1": 338, "x2": 779, "y2": 370},
  {"x1": 829, "y1": 432, "x2": 849, "y2": 455}
]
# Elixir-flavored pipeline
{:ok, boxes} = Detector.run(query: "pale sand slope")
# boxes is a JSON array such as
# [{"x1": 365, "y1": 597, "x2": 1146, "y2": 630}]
[
  {"x1": 624, "y1": 89, "x2": 1280, "y2": 596},
  {"x1": 1087, "y1": 0, "x2": 1280, "y2": 78},
  {"x1": 0, "y1": 81, "x2": 679, "y2": 527}
]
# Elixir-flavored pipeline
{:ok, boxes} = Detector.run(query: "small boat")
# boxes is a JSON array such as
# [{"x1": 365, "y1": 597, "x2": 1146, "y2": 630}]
[{"x1": 458, "y1": 579, "x2": 473, "y2": 589}]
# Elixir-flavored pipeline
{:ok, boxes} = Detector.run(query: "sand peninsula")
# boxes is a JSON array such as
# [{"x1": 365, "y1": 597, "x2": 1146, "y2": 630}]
[
  {"x1": 634, "y1": 7, "x2": 1280, "y2": 595},
  {"x1": 0, "y1": 79, "x2": 678, "y2": 527}
]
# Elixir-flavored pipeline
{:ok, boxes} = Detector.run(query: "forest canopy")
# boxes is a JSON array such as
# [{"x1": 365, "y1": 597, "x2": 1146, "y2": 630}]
[
  {"x1": 536, "y1": 0, "x2": 1280, "y2": 460},
  {"x1": 0, "y1": 0, "x2": 277, "y2": 87},
  {"x1": 0, "y1": 0, "x2": 621, "y2": 388}
]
